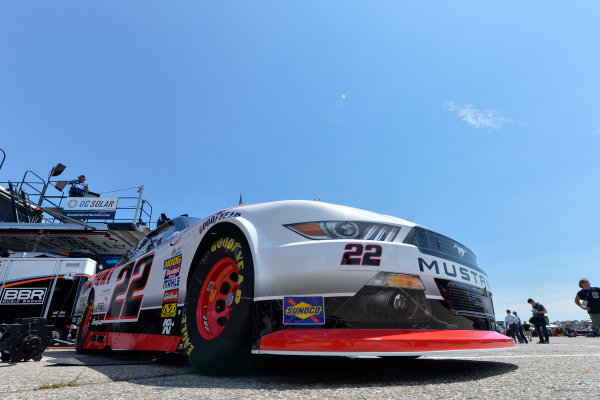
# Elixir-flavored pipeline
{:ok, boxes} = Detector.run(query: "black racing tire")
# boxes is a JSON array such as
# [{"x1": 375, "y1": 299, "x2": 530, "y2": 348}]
[
  {"x1": 75, "y1": 295, "x2": 94, "y2": 354},
  {"x1": 182, "y1": 231, "x2": 255, "y2": 374}
]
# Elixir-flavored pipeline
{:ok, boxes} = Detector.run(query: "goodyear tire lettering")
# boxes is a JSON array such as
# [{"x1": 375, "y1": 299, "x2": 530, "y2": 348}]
[{"x1": 181, "y1": 315, "x2": 195, "y2": 356}]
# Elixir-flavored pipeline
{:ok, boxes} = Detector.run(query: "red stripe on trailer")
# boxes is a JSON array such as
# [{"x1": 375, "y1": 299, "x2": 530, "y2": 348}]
[
  {"x1": 259, "y1": 329, "x2": 514, "y2": 353},
  {"x1": 84, "y1": 331, "x2": 181, "y2": 352}
]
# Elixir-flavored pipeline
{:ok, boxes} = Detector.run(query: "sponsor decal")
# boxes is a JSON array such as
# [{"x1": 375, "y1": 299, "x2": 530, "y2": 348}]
[
  {"x1": 0, "y1": 288, "x2": 48, "y2": 305},
  {"x1": 63, "y1": 272, "x2": 76, "y2": 280},
  {"x1": 171, "y1": 246, "x2": 182, "y2": 255},
  {"x1": 63, "y1": 197, "x2": 118, "y2": 220},
  {"x1": 163, "y1": 289, "x2": 179, "y2": 303},
  {"x1": 283, "y1": 296, "x2": 325, "y2": 325},
  {"x1": 163, "y1": 276, "x2": 181, "y2": 290},
  {"x1": 161, "y1": 288, "x2": 179, "y2": 318},
  {"x1": 161, "y1": 302, "x2": 177, "y2": 318},
  {"x1": 164, "y1": 254, "x2": 182, "y2": 270},
  {"x1": 198, "y1": 211, "x2": 241, "y2": 235},
  {"x1": 162, "y1": 318, "x2": 174, "y2": 335},
  {"x1": 163, "y1": 265, "x2": 181, "y2": 289},
  {"x1": 418, "y1": 257, "x2": 488, "y2": 288},
  {"x1": 163, "y1": 255, "x2": 182, "y2": 289},
  {"x1": 165, "y1": 265, "x2": 181, "y2": 278},
  {"x1": 169, "y1": 231, "x2": 182, "y2": 246},
  {"x1": 65, "y1": 263, "x2": 80, "y2": 268}
]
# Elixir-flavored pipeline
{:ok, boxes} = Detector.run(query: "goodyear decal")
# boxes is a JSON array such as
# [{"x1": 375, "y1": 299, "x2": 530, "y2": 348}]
[
  {"x1": 283, "y1": 296, "x2": 325, "y2": 325},
  {"x1": 164, "y1": 254, "x2": 182, "y2": 270}
]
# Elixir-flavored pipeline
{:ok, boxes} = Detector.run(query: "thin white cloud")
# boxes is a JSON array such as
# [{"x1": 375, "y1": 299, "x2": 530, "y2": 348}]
[
  {"x1": 444, "y1": 102, "x2": 511, "y2": 130},
  {"x1": 591, "y1": 128, "x2": 600, "y2": 136}
]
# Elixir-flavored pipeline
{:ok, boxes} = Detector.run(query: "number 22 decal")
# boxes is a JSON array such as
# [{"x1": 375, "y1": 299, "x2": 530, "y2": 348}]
[
  {"x1": 341, "y1": 244, "x2": 382, "y2": 266},
  {"x1": 105, "y1": 253, "x2": 154, "y2": 321}
]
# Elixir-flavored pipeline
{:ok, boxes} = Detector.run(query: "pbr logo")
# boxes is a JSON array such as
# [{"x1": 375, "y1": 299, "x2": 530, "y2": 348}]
[
  {"x1": 0, "y1": 288, "x2": 47, "y2": 305},
  {"x1": 283, "y1": 296, "x2": 325, "y2": 325}
]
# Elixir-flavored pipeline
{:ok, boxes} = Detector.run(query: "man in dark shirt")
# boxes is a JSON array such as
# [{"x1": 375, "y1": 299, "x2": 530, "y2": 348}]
[
  {"x1": 528, "y1": 298, "x2": 550, "y2": 344},
  {"x1": 69, "y1": 175, "x2": 89, "y2": 197},
  {"x1": 575, "y1": 278, "x2": 600, "y2": 331}
]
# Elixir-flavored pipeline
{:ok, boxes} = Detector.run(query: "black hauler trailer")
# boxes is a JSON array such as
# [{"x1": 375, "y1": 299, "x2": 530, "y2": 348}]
[{"x1": 0, "y1": 257, "x2": 97, "y2": 342}]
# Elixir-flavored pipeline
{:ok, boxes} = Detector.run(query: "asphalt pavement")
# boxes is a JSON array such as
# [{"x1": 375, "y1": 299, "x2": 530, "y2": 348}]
[{"x1": 1, "y1": 336, "x2": 599, "y2": 399}]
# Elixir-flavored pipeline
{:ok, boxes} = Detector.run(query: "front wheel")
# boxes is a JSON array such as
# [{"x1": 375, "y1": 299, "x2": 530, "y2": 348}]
[
  {"x1": 75, "y1": 296, "x2": 94, "y2": 353},
  {"x1": 183, "y1": 231, "x2": 254, "y2": 374}
]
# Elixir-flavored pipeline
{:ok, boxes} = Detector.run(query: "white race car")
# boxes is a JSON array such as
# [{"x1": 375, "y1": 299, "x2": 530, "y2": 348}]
[{"x1": 74, "y1": 200, "x2": 513, "y2": 373}]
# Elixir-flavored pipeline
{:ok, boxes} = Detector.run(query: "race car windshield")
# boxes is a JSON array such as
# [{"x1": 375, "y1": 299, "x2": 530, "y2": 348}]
[{"x1": 120, "y1": 216, "x2": 200, "y2": 264}]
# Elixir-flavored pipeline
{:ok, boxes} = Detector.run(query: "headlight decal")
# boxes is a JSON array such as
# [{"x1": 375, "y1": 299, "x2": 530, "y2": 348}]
[{"x1": 285, "y1": 221, "x2": 401, "y2": 242}]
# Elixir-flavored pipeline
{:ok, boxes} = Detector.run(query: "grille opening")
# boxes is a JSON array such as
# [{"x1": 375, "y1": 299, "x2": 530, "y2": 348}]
[{"x1": 436, "y1": 279, "x2": 494, "y2": 318}]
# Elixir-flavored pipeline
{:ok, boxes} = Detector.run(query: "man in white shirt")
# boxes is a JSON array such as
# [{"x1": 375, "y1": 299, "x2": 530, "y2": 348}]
[{"x1": 504, "y1": 309, "x2": 519, "y2": 343}]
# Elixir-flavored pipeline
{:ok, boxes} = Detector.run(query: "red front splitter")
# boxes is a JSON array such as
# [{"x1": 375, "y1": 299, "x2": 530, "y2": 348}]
[{"x1": 257, "y1": 329, "x2": 514, "y2": 356}]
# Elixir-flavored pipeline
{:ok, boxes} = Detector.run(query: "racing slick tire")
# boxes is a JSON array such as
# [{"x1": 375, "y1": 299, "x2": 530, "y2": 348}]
[
  {"x1": 183, "y1": 231, "x2": 254, "y2": 374},
  {"x1": 75, "y1": 296, "x2": 94, "y2": 354}
]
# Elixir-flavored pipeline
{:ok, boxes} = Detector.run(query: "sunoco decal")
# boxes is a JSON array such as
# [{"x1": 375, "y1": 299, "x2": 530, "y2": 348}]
[
  {"x1": 283, "y1": 296, "x2": 325, "y2": 325},
  {"x1": 0, "y1": 288, "x2": 47, "y2": 305}
]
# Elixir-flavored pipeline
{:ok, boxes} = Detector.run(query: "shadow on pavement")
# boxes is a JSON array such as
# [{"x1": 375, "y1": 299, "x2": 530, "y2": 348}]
[{"x1": 40, "y1": 349, "x2": 518, "y2": 389}]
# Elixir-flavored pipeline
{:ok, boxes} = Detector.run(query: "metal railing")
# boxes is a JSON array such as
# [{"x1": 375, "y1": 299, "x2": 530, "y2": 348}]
[{"x1": 0, "y1": 177, "x2": 153, "y2": 227}]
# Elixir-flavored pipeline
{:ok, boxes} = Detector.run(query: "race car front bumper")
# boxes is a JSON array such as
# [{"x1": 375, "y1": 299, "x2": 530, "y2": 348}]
[{"x1": 254, "y1": 329, "x2": 514, "y2": 356}]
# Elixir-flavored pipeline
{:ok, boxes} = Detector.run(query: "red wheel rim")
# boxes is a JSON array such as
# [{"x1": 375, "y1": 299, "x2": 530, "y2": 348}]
[{"x1": 196, "y1": 257, "x2": 240, "y2": 340}]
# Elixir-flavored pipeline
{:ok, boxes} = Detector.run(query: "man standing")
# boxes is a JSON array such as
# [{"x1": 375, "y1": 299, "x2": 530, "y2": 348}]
[
  {"x1": 504, "y1": 310, "x2": 519, "y2": 344},
  {"x1": 68, "y1": 175, "x2": 88, "y2": 197},
  {"x1": 528, "y1": 298, "x2": 550, "y2": 344},
  {"x1": 574, "y1": 278, "x2": 600, "y2": 332},
  {"x1": 513, "y1": 311, "x2": 527, "y2": 344}
]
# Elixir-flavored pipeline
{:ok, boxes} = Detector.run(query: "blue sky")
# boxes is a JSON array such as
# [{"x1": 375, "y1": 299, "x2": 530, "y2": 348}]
[{"x1": 1, "y1": 2, "x2": 599, "y2": 322}]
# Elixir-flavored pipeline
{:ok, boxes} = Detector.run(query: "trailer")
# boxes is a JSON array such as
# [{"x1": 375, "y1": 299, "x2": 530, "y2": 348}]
[{"x1": 0, "y1": 257, "x2": 97, "y2": 342}]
